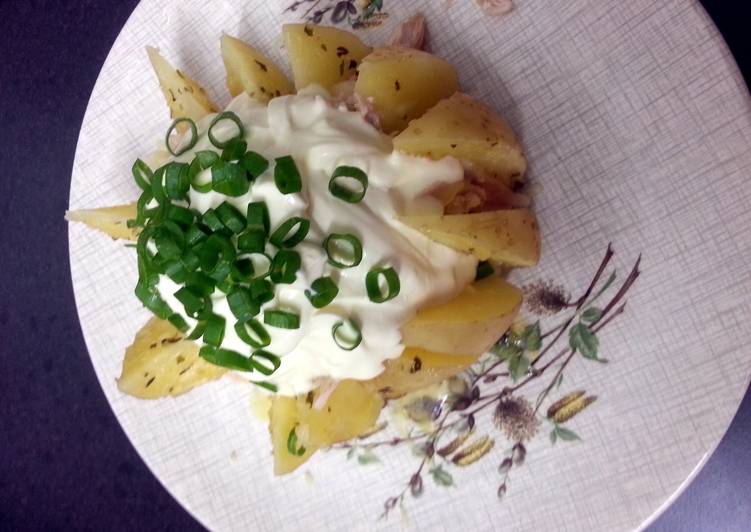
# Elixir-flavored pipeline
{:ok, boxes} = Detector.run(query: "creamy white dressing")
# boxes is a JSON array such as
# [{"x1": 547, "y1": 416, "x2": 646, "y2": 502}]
[{"x1": 156, "y1": 88, "x2": 477, "y2": 395}]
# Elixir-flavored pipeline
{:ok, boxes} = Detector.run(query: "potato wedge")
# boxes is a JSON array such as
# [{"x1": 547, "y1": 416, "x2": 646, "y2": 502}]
[
  {"x1": 401, "y1": 209, "x2": 541, "y2": 266},
  {"x1": 282, "y1": 24, "x2": 371, "y2": 90},
  {"x1": 221, "y1": 35, "x2": 293, "y2": 102},
  {"x1": 402, "y1": 277, "x2": 522, "y2": 356},
  {"x1": 365, "y1": 348, "x2": 478, "y2": 400},
  {"x1": 269, "y1": 380, "x2": 382, "y2": 474},
  {"x1": 394, "y1": 92, "x2": 526, "y2": 187},
  {"x1": 146, "y1": 46, "x2": 218, "y2": 126},
  {"x1": 65, "y1": 203, "x2": 139, "y2": 241},
  {"x1": 269, "y1": 395, "x2": 318, "y2": 475},
  {"x1": 354, "y1": 46, "x2": 459, "y2": 133},
  {"x1": 117, "y1": 318, "x2": 226, "y2": 399}
]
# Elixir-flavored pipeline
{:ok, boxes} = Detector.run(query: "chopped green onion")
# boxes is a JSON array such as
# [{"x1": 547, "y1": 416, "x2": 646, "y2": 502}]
[
  {"x1": 251, "y1": 380, "x2": 278, "y2": 393},
  {"x1": 235, "y1": 319, "x2": 271, "y2": 348},
  {"x1": 185, "y1": 224, "x2": 209, "y2": 247},
  {"x1": 153, "y1": 224, "x2": 184, "y2": 261},
  {"x1": 186, "y1": 321, "x2": 206, "y2": 340},
  {"x1": 208, "y1": 111, "x2": 244, "y2": 148},
  {"x1": 227, "y1": 287, "x2": 260, "y2": 321},
  {"x1": 215, "y1": 201, "x2": 246, "y2": 234},
  {"x1": 202, "y1": 314, "x2": 226, "y2": 347},
  {"x1": 150, "y1": 166, "x2": 167, "y2": 204},
  {"x1": 239, "y1": 253, "x2": 272, "y2": 279},
  {"x1": 221, "y1": 138, "x2": 247, "y2": 161},
  {"x1": 167, "y1": 313, "x2": 189, "y2": 333},
  {"x1": 134, "y1": 275, "x2": 172, "y2": 319},
  {"x1": 180, "y1": 250, "x2": 200, "y2": 272},
  {"x1": 201, "y1": 209, "x2": 225, "y2": 233},
  {"x1": 270, "y1": 250, "x2": 301, "y2": 284},
  {"x1": 475, "y1": 261, "x2": 494, "y2": 281},
  {"x1": 131, "y1": 159, "x2": 153, "y2": 191},
  {"x1": 329, "y1": 165, "x2": 368, "y2": 203},
  {"x1": 199, "y1": 345, "x2": 251, "y2": 372},
  {"x1": 188, "y1": 150, "x2": 219, "y2": 193},
  {"x1": 250, "y1": 278, "x2": 274, "y2": 303},
  {"x1": 287, "y1": 428, "x2": 306, "y2": 456},
  {"x1": 166, "y1": 205, "x2": 195, "y2": 227},
  {"x1": 270, "y1": 217, "x2": 309, "y2": 248},
  {"x1": 242, "y1": 151, "x2": 269, "y2": 178},
  {"x1": 165, "y1": 117, "x2": 198, "y2": 156},
  {"x1": 174, "y1": 286, "x2": 210, "y2": 319},
  {"x1": 164, "y1": 162, "x2": 190, "y2": 200},
  {"x1": 185, "y1": 271, "x2": 215, "y2": 296},
  {"x1": 332, "y1": 319, "x2": 362, "y2": 351},
  {"x1": 163, "y1": 260, "x2": 188, "y2": 284},
  {"x1": 273, "y1": 155, "x2": 302, "y2": 194},
  {"x1": 237, "y1": 228, "x2": 267, "y2": 253},
  {"x1": 305, "y1": 277, "x2": 339, "y2": 308},
  {"x1": 211, "y1": 161, "x2": 250, "y2": 197},
  {"x1": 246, "y1": 201, "x2": 270, "y2": 234},
  {"x1": 127, "y1": 189, "x2": 154, "y2": 228},
  {"x1": 365, "y1": 267, "x2": 400, "y2": 303},
  {"x1": 264, "y1": 310, "x2": 300, "y2": 329},
  {"x1": 230, "y1": 256, "x2": 255, "y2": 281},
  {"x1": 323, "y1": 233, "x2": 363, "y2": 269},
  {"x1": 250, "y1": 349, "x2": 282, "y2": 376}
]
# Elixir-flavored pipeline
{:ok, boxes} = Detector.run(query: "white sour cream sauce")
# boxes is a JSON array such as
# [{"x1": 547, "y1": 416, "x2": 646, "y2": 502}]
[{"x1": 157, "y1": 88, "x2": 477, "y2": 395}]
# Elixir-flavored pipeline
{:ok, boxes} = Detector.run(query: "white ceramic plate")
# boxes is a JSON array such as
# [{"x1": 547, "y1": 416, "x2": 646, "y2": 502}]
[{"x1": 68, "y1": 1, "x2": 751, "y2": 530}]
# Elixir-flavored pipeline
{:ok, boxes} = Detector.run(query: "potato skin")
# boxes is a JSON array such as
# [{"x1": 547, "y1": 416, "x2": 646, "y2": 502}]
[
  {"x1": 394, "y1": 92, "x2": 526, "y2": 187},
  {"x1": 221, "y1": 35, "x2": 293, "y2": 102},
  {"x1": 355, "y1": 46, "x2": 459, "y2": 133},
  {"x1": 283, "y1": 24, "x2": 371, "y2": 90}
]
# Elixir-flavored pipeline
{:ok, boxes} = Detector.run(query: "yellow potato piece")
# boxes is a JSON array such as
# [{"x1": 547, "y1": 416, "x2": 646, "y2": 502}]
[
  {"x1": 269, "y1": 395, "x2": 318, "y2": 475},
  {"x1": 146, "y1": 46, "x2": 217, "y2": 127},
  {"x1": 269, "y1": 380, "x2": 382, "y2": 475},
  {"x1": 221, "y1": 34, "x2": 293, "y2": 102},
  {"x1": 65, "y1": 203, "x2": 139, "y2": 241},
  {"x1": 402, "y1": 277, "x2": 522, "y2": 356},
  {"x1": 117, "y1": 318, "x2": 226, "y2": 399},
  {"x1": 365, "y1": 348, "x2": 478, "y2": 400},
  {"x1": 401, "y1": 209, "x2": 541, "y2": 267},
  {"x1": 355, "y1": 46, "x2": 459, "y2": 133},
  {"x1": 394, "y1": 92, "x2": 526, "y2": 187},
  {"x1": 282, "y1": 24, "x2": 371, "y2": 90}
]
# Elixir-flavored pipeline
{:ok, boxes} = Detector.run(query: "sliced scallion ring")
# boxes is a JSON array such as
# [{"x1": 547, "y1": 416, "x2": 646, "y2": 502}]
[
  {"x1": 250, "y1": 278, "x2": 274, "y2": 304},
  {"x1": 328, "y1": 165, "x2": 368, "y2": 203},
  {"x1": 273, "y1": 155, "x2": 302, "y2": 194},
  {"x1": 188, "y1": 150, "x2": 219, "y2": 193},
  {"x1": 287, "y1": 428, "x2": 306, "y2": 456},
  {"x1": 202, "y1": 314, "x2": 226, "y2": 347},
  {"x1": 269, "y1": 217, "x2": 309, "y2": 248},
  {"x1": 305, "y1": 277, "x2": 339, "y2": 308},
  {"x1": 131, "y1": 159, "x2": 153, "y2": 191},
  {"x1": 251, "y1": 380, "x2": 278, "y2": 393},
  {"x1": 215, "y1": 201, "x2": 246, "y2": 234},
  {"x1": 208, "y1": 111, "x2": 244, "y2": 148},
  {"x1": 234, "y1": 318, "x2": 271, "y2": 348},
  {"x1": 365, "y1": 266, "x2": 400, "y2": 303},
  {"x1": 323, "y1": 233, "x2": 363, "y2": 269},
  {"x1": 199, "y1": 345, "x2": 252, "y2": 372},
  {"x1": 264, "y1": 310, "x2": 300, "y2": 329},
  {"x1": 165, "y1": 117, "x2": 198, "y2": 156},
  {"x1": 246, "y1": 201, "x2": 270, "y2": 234},
  {"x1": 239, "y1": 252, "x2": 272, "y2": 279},
  {"x1": 174, "y1": 286, "x2": 210, "y2": 321},
  {"x1": 167, "y1": 313, "x2": 189, "y2": 333},
  {"x1": 249, "y1": 349, "x2": 282, "y2": 376},
  {"x1": 332, "y1": 319, "x2": 362, "y2": 351},
  {"x1": 270, "y1": 249, "x2": 301, "y2": 284},
  {"x1": 221, "y1": 138, "x2": 247, "y2": 161},
  {"x1": 226, "y1": 287, "x2": 260, "y2": 322}
]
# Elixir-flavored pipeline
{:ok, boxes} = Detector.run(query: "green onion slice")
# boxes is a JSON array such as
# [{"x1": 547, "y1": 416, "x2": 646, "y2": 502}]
[
  {"x1": 131, "y1": 159, "x2": 153, "y2": 191},
  {"x1": 165, "y1": 118, "x2": 198, "y2": 156},
  {"x1": 237, "y1": 252, "x2": 271, "y2": 279},
  {"x1": 211, "y1": 161, "x2": 250, "y2": 197},
  {"x1": 323, "y1": 233, "x2": 363, "y2": 269},
  {"x1": 208, "y1": 111, "x2": 244, "y2": 148},
  {"x1": 188, "y1": 150, "x2": 220, "y2": 193},
  {"x1": 221, "y1": 138, "x2": 247, "y2": 161},
  {"x1": 332, "y1": 319, "x2": 362, "y2": 351},
  {"x1": 250, "y1": 349, "x2": 282, "y2": 376},
  {"x1": 270, "y1": 217, "x2": 309, "y2": 248},
  {"x1": 238, "y1": 228, "x2": 266, "y2": 253},
  {"x1": 287, "y1": 428, "x2": 306, "y2": 456},
  {"x1": 264, "y1": 310, "x2": 300, "y2": 329},
  {"x1": 273, "y1": 155, "x2": 302, "y2": 194},
  {"x1": 246, "y1": 201, "x2": 270, "y2": 234},
  {"x1": 199, "y1": 345, "x2": 251, "y2": 372},
  {"x1": 270, "y1": 249, "x2": 301, "y2": 284},
  {"x1": 251, "y1": 380, "x2": 278, "y2": 393},
  {"x1": 250, "y1": 278, "x2": 275, "y2": 304},
  {"x1": 215, "y1": 201, "x2": 247, "y2": 234},
  {"x1": 242, "y1": 151, "x2": 269, "y2": 178},
  {"x1": 234, "y1": 318, "x2": 271, "y2": 348},
  {"x1": 227, "y1": 287, "x2": 260, "y2": 321},
  {"x1": 202, "y1": 314, "x2": 226, "y2": 347},
  {"x1": 186, "y1": 321, "x2": 206, "y2": 340},
  {"x1": 164, "y1": 162, "x2": 190, "y2": 200},
  {"x1": 365, "y1": 266, "x2": 400, "y2": 303},
  {"x1": 305, "y1": 277, "x2": 339, "y2": 308},
  {"x1": 167, "y1": 314, "x2": 189, "y2": 332},
  {"x1": 328, "y1": 165, "x2": 368, "y2": 203},
  {"x1": 174, "y1": 286, "x2": 209, "y2": 319},
  {"x1": 475, "y1": 261, "x2": 494, "y2": 281}
]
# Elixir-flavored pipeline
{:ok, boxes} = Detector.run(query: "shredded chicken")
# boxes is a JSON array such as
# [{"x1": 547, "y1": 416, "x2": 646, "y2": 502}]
[
  {"x1": 476, "y1": 0, "x2": 514, "y2": 17},
  {"x1": 445, "y1": 168, "x2": 530, "y2": 214},
  {"x1": 389, "y1": 13, "x2": 428, "y2": 50}
]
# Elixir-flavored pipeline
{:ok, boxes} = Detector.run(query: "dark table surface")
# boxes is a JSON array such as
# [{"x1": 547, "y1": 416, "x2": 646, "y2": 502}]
[{"x1": 1, "y1": 1, "x2": 749, "y2": 531}]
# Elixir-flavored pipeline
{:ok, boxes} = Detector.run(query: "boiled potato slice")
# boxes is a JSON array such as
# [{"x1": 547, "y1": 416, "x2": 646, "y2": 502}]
[
  {"x1": 401, "y1": 209, "x2": 540, "y2": 266},
  {"x1": 366, "y1": 348, "x2": 478, "y2": 400},
  {"x1": 146, "y1": 47, "x2": 218, "y2": 127},
  {"x1": 354, "y1": 46, "x2": 459, "y2": 133},
  {"x1": 394, "y1": 92, "x2": 526, "y2": 187},
  {"x1": 269, "y1": 396, "x2": 318, "y2": 475},
  {"x1": 269, "y1": 380, "x2": 382, "y2": 474},
  {"x1": 221, "y1": 35, "x2": 293, "y2": 102},
  {"x1": 282, "y1": 24, "x2": 371, "y2": 90},
  {"x1": 402, "y1": 277, "x2": 522, "y2": 356},
  {"x1": 117, "y1": 318, "x2": 226, "y2": 399},
  {"x1": 65, "y1": 203, "x2": 139, "y2": 241}
]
